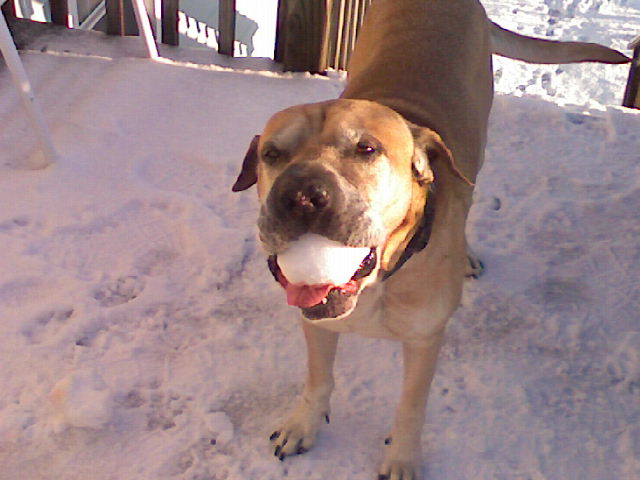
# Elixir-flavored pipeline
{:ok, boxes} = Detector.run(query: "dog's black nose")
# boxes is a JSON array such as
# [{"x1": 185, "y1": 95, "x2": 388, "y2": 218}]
[
  {"x1": 269, "y1": 164, "x2": 342, "y2": 228},
  {"x1": 288, "y1": 184, "x2": 330, "y2": 217}
]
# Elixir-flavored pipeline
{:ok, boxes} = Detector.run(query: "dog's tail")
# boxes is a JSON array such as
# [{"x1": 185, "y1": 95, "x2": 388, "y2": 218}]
[{"x1": 490, "y1": 22, "x2": 630, "y2": 64}]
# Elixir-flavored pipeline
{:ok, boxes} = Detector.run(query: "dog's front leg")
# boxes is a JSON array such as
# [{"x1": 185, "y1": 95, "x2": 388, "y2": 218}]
[
  {"x1": 270, "y1": 319, "x2": 338, "y2": 460},
  {"x1": 378, "y1": 331, "x2": 445, "y2": 480}
]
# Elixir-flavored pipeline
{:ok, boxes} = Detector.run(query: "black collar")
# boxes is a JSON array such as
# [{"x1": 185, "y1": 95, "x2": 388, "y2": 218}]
[{"x1": 382, "y1": 185, "x2": 435, "y2": 281}]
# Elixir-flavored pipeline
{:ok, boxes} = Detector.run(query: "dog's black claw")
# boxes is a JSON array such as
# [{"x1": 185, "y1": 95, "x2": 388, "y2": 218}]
[
  {"x1": 269, "y1": 431, "x2": 280, "y2": 441},
  {"x1": 325, "y1": 414, "x2": 330, "y2": 424},
  {"x1": 468, "y1": 259, "x2": 485, "y2": 279},
  {"x1": 274, "y1": 445, "x2": 282, "y2": 458},
  {"x1": 384, "y1": 437, "x2": 392, "y2": 445},
  {"x1": 377, "y1": 475, "x2": 389, "y2": 480},
  {"x1": 293, "y1": 438, "x2": 309, "y2": 455}
]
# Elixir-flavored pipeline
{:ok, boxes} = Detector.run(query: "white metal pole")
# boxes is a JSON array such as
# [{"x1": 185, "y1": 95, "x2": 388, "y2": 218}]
[
  {"x1": 131, "y1": 0, "x2": 159, "y2": 59},
  {"x1": 0, "y1": 10, "x2": 57, "y2": 169}
]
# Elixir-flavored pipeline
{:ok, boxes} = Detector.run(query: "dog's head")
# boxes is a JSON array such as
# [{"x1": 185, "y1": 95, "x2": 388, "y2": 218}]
[{"x1": 233, "y1": 99, "x2": 466, "y2": 320}]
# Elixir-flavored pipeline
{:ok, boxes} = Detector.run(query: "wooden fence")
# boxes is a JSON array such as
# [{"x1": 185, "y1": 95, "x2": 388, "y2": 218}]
[
  {"x1": 275, "y1": 0, "x2": 372, "y2": 72},
  {"x1": 2, "y1": 0, "x2": 371, "y2": 72}
]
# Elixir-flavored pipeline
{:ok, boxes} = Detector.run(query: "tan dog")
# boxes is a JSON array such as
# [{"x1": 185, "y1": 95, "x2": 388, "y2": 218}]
[{"x1": 232, "y1": 1, "x2": 629, "y2": 478}]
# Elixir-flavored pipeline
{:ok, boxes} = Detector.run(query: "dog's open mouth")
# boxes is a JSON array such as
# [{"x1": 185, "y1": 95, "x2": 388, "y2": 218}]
[{"x1": 267, "y1": 248, "x2": 378, "y2": 319}]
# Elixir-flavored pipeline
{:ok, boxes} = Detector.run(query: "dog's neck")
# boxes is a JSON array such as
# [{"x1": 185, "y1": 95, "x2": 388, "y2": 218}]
[{"x1": 382, "y1": 185, "x2": 436, "y2": 281}]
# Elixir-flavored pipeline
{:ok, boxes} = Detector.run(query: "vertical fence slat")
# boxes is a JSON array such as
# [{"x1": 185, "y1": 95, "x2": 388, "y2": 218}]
[
  {"x1": 218, "y1": 0, "x2": 236, "y2": 56},
  {"x1": 320, "y1": 0, "x2": 333, "y2": 70},
  {"x1": 275, "y1": 0, "x2": 289, "y2": 62},
  {"x1": 50, "y1": 0, "x2": 69, "y2": 27},
  {"x1": 161, "y1": 0, "x2": 178, "y2": 45},
  {"x1": 106, "y1": 0, "x2": 125, "y2": 34},
  {"x1": 338, "y1": 0, "x2": 352, "y2": 70},
  {"x1": 358, "y1": 0, "x2": 367, "y2": 29},
  {"x1": 332, "y1": 0, "x2": 346, "y2": 69},
  {"x1": 349, "y1": 0, "x2": 359, "y2": 54},
  {"x1": 623, "y1": 44, "x2": 640, "y2": 109}
]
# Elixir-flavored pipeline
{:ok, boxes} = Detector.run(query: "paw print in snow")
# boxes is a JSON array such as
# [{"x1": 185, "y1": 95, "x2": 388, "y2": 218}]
[{"x1": 94, "y1": 276, "x2": 145, "y2": 307}]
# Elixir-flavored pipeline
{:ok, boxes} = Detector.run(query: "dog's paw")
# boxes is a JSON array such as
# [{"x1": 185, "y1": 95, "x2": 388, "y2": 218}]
[
  {"x1": 377, "y1": 440, "x2": 422, "y2": 480},
  {"x1": 377, "y1": 460, "x2": 420, "y2": 480},
  {"x1": 465, "y1": 250, "x2": 484, "y2": 279},
  {"x1": 269, "y1": 399, "x2": 329, "y2": 461}
]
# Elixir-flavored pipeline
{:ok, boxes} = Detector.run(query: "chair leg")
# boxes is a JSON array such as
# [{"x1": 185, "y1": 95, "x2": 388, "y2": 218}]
[
  {"x1": 131, "y1": 0, "x2": 159, "y2": 59},
  {"x1": 0, "y1": 11, "x2": 57, "y2": 168}
]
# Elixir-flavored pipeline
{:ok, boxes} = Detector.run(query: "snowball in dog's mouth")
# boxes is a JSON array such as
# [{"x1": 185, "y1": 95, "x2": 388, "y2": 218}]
[{"x1": 267, "y1": 234, "x2": 378, "y2": 319}]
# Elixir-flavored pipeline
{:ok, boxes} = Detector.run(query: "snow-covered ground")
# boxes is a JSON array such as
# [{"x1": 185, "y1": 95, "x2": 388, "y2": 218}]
[{"x1": 1, "y1": 1, "x2": 639, "y2": 479}]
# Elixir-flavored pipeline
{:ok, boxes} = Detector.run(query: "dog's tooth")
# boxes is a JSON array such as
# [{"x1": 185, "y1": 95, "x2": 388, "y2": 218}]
[{"x1": 322, "y1": 298, "x2": 328, "y2": 304}]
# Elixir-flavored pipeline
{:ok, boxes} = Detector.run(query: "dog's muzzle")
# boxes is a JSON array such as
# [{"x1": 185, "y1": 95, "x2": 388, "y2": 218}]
[
  {"x1": 258, "y1": 164, "x2": 382, "y2": 252},
  {"x1": 270, "y1": 163, "x2": 343, "y2": 232},
  {"x1": 258, "y1": 163, "x2": 384, "y2": 319}
]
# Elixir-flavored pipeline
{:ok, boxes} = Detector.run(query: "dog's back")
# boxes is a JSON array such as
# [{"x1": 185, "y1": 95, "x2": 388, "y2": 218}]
[
  {"x1": 342, "y1": 0, "x2": 630, "y2": 184},
  {"x1": 342, "y1": 0, "x2": 494, "y2": 183}
]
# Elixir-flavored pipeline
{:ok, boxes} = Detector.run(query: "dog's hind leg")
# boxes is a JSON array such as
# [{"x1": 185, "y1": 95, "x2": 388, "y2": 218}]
[
  {"x1": 270, "y1": 320, "x2": 338, "y2": 460},
  {"x1": 378, "y1": 331, "x2": 445, "y2": 480}
]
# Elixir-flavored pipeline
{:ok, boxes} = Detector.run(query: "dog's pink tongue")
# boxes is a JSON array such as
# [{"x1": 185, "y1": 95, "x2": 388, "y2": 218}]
[{"x1": 285, "y1": 283, "x2": 333, "y2": 308}]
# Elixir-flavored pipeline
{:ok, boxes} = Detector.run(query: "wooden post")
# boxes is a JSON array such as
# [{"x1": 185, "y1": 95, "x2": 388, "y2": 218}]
[
  {"x1": 623, "y1": 37, "x2": 640, "y2": 109},
  {"x1": 274, "y1": 0, "x2": 288, "y2": 62},
  {"x1": 106, "y1": 0, "x2": 138, "y2": 35},
  {"x1": 106, "y1": 0, "x2": 124, "y2": 34},
  {"x1": 49, "y1": 0, "x2": 69, "y2": 27},
  {"x1": 161, "y1": 0, "x2": 178, "y2": 45},
  {"x1": 218, "y1": 0, "x2": 236, "y2": 56},
  {"x1": 281, "y1": 0, "x2": 331, "y2": 73}
]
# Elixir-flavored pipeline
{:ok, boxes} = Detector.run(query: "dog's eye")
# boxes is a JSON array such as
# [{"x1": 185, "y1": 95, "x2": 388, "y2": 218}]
[
  {"x1": 355, "y1": 141, "x2": 377, "y2": 156},
  {"x1": 262, "y1": 146, "x2": 282, "y2": 164}
]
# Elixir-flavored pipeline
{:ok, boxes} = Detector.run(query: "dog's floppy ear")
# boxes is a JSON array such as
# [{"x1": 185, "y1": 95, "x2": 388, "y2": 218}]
[
  {"x1": 409, "y1": 126, "x2": 474, "y2": 187},
  {"x1": 232, "y1": 135, "x2": 260, "y2": 192},
  {"x1": 410, "y1": 133, "x2": 435, "y2": 186}
]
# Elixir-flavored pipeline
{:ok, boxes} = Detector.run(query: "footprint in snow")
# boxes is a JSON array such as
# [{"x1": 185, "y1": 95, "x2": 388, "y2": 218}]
[
  {"x1": 94, "y1": 275, "x2": 145, "y2": 307},
  {"x1": 22, "y1": 308, "x2": 74, "y2": 344},
  {"x1": 0, "y1": 216, "x2": 31, "y2": 233}
]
